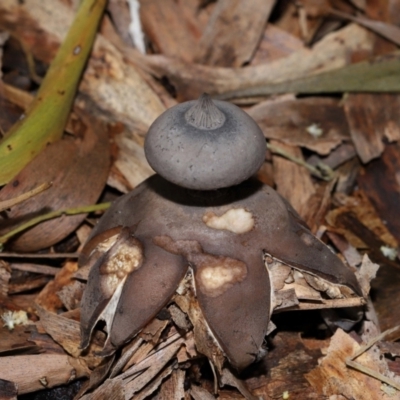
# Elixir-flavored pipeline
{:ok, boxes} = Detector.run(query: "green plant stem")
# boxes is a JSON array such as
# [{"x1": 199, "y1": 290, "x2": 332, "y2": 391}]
[
  {"x1": 0, "y1": 202, "x2": 111, "y2": 250},
  {"x1": 0, "y1": 0, "x2": 107, "y2": 185},
  {"x1": 267, "y1": 142, "x2": 335, "y2": 181}
]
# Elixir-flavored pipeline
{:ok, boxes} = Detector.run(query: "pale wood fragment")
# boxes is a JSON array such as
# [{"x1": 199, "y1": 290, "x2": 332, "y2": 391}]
[
  {"x1": 0, "y1": 354, "x2": 89, "y2": 395},
  {"x1": 121, "y1": 334, "x2": 184, "y2": 397},
  {"x1": 0, "y1": 261, "x2": 11, "y2": 298},
  {"x1": 35, "y1": 261, "x2": 78, "y2": 312},
  {"x1": 9, "y1": 263, "x2": 59, "y2": 276},
  {"x1": 220, "y1": 368, "x2": 259, "y2": 400},
  {"x1": 147, "y1": 369, "x2": 185, "y2": 400},
  {"x1": 36, "y1": 306, "x2": 105, "y2": 368}
]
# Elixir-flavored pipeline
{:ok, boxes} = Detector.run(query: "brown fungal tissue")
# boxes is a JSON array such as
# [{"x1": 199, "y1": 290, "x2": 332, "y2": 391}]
[{"x1": 79, "y1": 94, "x2": 362, "y2": 371}]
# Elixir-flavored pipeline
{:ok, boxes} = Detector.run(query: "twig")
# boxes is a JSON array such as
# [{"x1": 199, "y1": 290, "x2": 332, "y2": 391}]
[
  {"x1": 266, "y1": 142, "x2": 335, "y2": 181},
  {"x1": 0, "y1": 182, "x2": 52, "y2": 212},
  {"x1": 0, "y1": 202, "x2": 111, "y2": 250},
  {"x1": 346, "y1": 325, "x2": 400, "y2": 391},
  {"x1": 0, "y1": 252, "x2": 80, "y2": 258},
  {"x1": 9, "y1": 263, "x2": 61, "y2": 276}
]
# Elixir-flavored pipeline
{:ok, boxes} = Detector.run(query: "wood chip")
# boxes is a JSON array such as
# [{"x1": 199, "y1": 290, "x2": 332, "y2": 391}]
[
  {"x1": 0, "y1": 261, "x2": 11, "y2": 298},
  {"x1": 0, "y1": 354, "x2": 89, "y2": 395},
  {"x1": 9, "y1": 263, "x2": 60, "y2": 276},
  {"x1": 36, "y1": 306, "x2": 105, "y2": 368},
  {"x1": 154, "y1": 369, "x2": 186, "y2": 400},
  {"x1": 35, "y1": 261, "x2": 78, "y2": 312}
]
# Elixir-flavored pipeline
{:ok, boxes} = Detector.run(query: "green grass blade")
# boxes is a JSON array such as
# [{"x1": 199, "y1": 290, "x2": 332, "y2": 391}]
[
  {"x1": 0, "y1": 0, "x2": 107, "y2": 185},
  {"x1": 219, "y1": 51, "x2": 400, "y2": 100}
]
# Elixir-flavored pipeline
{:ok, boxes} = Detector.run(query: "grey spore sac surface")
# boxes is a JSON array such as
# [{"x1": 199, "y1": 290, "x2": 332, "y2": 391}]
[{"x1": 144, "y1": 94, "x2": 266, "y2": 190}]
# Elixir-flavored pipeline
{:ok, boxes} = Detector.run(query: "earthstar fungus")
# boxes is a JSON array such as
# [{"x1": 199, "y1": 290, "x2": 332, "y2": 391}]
[{"x1": 80, "y1": 94, "x2": 362, "y2": 371}]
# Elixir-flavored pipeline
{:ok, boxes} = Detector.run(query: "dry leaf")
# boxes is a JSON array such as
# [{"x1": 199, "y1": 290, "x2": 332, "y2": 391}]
[
  {"x1": 248, "y1": 97, "x2": 350, "y2": 155},
  {"x1": 0, "y1": 0, "x2": 165, "y2": 130},
  {"x1": 139, "y1": 0, "x2": 199, "y2": 63},
  {"x1": 194, "y1": 0, "x2": 275, "y2": 67},
  {"x1": 271, "y1": 141, "x2": 315, "y2": 218},
  {"x1": 305, "y1": 329, "x2": 400, "y2": 399},
  {"x1": 358, "y1": 142, "x2": 400, "y2": 243},
  {"x1": 344, "y1": 94, "x2": 400, "y2": 163},
  {"x1": 140, "y1": 23, "x2": 374, "y2": 100},
  {"x1": 0, "y1": 112, "x2": 110, "y2": 252}
]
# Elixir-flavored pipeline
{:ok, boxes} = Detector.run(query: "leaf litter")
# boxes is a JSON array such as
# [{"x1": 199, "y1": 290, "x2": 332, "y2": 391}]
[{"x1": 0, "y1": 0, "x2": 400, "y2": 399}]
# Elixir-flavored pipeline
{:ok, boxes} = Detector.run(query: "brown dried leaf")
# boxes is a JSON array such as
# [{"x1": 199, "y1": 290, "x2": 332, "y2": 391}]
[
  {"x1": 326, "y1": 190, "x2": 399, "y2": 249},
  {"x1": 36, "y1": 306, "x2": 105, "y2": 368},
  {"x1": 0, "y1": 0, "x2": 165, "y2": 130},
  {"x1": 344, "y1": 94, "x2": 400, "y2": 163},
  {"x1": 271, "y1": 141, "x2": 316, "y2": 218},
  {"x1": 331, "y1": 8, "x2": 400, "y2": 46},
  {"x1": 0, "y1": 325, "x2": 38, "y2": 356},
  {"x1": 248, "y1": 97, "x2": 351, "y2": 155},
  {"x1": 35, "y1": 261, "x2": 78, "y2": 312},
  {"x1": 110, "y1": 129, "x2": 154, "y2": 192},
  {"x1": 220, "y1": 368, "x2": 258, "y2": 400},
  {"x1": 174, "y1": 287, "x2": 225, "y2": 373},
  {"x1": 57, "y1": 279, "x2": 85, "y2": 311},
  {"x1": 355, "y1": 254, "x2": 380, "y2": 298},
  {"x1": 358, "y1": 142, "x2": 400, "y2": 243},
  {"x1": 327, "y1": 231, "x2": 363, "y2": 268},
  {"x1": 139, "y1": 0, "x2": 199, "y2": 63},
  {"x1": 107, "y1": 0, "x2": 134, "y2": 46},
  {"x1": 251, "y1": 23, "x2": 304, "y2": 65},
  {"x1": 243, "y1": 330, "x2": 324, "y2": 399},
  {"x1": 302, "y1": 179, "x2": 337, "y2": 233},
  {"x1": 378, "y1": 341, "x2": 400, "y2": 358},
  {"x1": 0, "y1": 113, "x2": 110, "y2": 252},
  {"x1": 140, "y1": 24, "x2": 374, "y2": 100},
  {"x1": 305, "y1": 329, "x2": 400, "y2": 399},
  {"x1": 194, "y1": 0, "x2": 275, "y2": 67},
  {"x1": 369, "y1": 258, "x2": 400, "y2": 332}
]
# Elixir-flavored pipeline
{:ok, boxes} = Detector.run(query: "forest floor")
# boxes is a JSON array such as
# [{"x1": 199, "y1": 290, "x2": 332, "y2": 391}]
[{"x1": 1, "y1": 1, "x2": 400, "y2": 399}]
